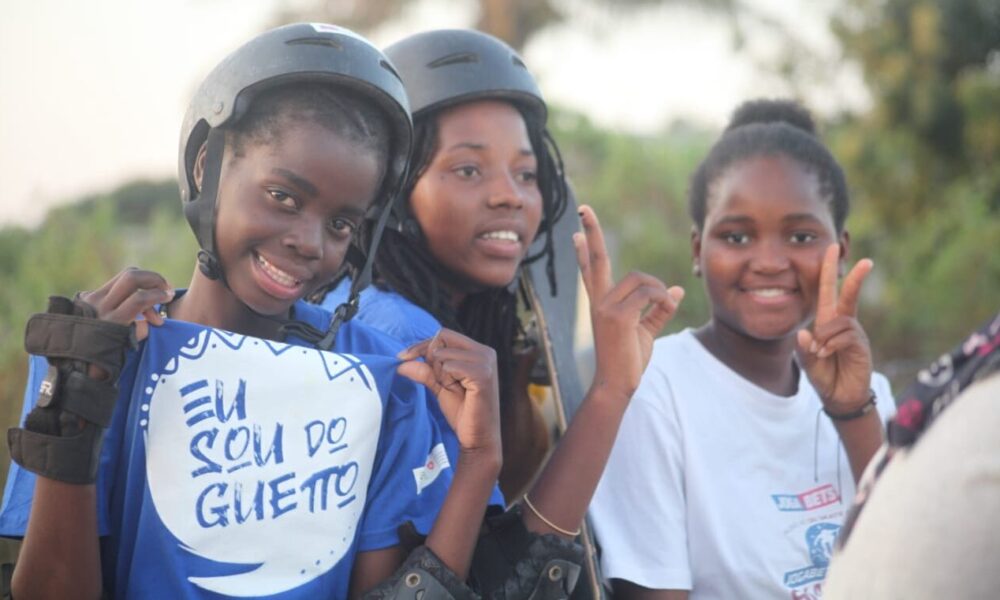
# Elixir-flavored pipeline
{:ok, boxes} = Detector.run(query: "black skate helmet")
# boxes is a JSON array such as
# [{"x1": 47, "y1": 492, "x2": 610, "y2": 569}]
[
  {"x1": 384, "y1": 29, "x2": 566, "y2": 293},
  {"x1": 384, "y1": 28, "x2": 545, "y2": 121},
  {"x1": 177, "y1": 23, "x2": 412, "y2": 347}
]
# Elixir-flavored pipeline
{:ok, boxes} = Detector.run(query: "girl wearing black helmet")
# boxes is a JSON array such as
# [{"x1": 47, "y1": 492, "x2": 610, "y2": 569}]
[
  {"x1": 318, "y1": 27, "x2": 684, "y2": 579},
  {"x1": 1, "y1": 24, "x2": 507, "y2": 600}
]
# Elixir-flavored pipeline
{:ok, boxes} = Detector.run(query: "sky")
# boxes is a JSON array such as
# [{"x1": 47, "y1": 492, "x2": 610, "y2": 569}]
[{"x1": 0, "y1": 0, "x2": 865, "y2": 228}]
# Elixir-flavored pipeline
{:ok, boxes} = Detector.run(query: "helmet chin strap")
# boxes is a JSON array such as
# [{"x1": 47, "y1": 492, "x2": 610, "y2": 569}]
[
  {"x1": 187, "y1": 129, "x2": 405, "y2": 352},
  {"x1": 308, "y1": 184, "x2": 400, "y2": 350},
  {"x1": 186, "y1": 129, "x2": 227, "y2": 283}
]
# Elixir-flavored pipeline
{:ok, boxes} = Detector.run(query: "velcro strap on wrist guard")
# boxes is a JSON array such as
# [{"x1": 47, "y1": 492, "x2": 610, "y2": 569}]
[
  {"x1": 24, "y1": 299, "x2": 134, "y2": 380},
  {"x1": 364, "y1": 546, "x2": 478, "y2": 600},
  {"x1": 41, "y1": 367, "x2": 119, "y2": 428},
  {"x1": 7, "y1": 423, "x2": 105, "y2": 484}
]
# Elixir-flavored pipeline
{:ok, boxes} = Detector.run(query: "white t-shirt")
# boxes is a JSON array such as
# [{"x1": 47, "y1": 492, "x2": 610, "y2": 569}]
[{"x1": 590, "y1": 329, "x2": 895, "y2": 600}]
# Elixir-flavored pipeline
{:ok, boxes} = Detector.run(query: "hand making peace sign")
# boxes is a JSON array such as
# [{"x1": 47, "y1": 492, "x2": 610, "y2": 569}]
[
  {"x1": 797, "y1": 243, "x2": 875, "y2": 415},
  {"x1": 574, "y1": 205, "x2": 685, "y2": 400}
]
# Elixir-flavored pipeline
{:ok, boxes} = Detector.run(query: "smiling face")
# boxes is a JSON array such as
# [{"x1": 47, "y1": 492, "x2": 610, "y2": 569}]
[
  {"x1": 212, "y1": 120, "x2": 381, "y2": 317},
  {"x1": 693, "y1": 154, "x2": 846, "y2": 342},
  {"x1": 409, "y1": 100, "x2": 543, "y2": 294}
]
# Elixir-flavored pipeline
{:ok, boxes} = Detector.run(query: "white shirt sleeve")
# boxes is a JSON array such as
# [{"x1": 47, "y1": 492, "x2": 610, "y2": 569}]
[{"x1": 589, "y1": 355, "x2": 692, "y2": 590}]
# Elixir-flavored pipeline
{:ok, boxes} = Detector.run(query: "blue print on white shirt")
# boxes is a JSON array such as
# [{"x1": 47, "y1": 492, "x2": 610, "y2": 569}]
[{"x1": 141, "y1": 327, "x2": 384, "y2": 597}]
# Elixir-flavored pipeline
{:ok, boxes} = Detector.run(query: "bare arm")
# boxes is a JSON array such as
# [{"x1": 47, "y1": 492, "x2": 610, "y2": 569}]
[
  {"x1": 12, "y1": 268, "x2": 174, "y2": 599},
  {"x1": 522, "y1": 206, "x2": 683, "y2": 537},
  {"x1": 395, "y1": 330, "x2": 503, "y2": 581},
  {"x1": 12, "y1": 479, "x2": 102, "y2": 600},
  {"x1": 797, "y1": 245, "x2": 883, "y2": 482}
]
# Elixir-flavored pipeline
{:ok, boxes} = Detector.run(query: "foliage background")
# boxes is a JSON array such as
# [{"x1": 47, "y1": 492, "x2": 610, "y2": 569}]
[{"x1": 0, "y1": 0, "x2": 997, "y2": 564}]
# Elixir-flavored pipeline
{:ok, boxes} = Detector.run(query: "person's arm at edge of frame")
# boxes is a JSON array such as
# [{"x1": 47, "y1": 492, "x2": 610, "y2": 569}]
[{"x1": 13, "y1": 270, "x2": 175, "y2": 600}]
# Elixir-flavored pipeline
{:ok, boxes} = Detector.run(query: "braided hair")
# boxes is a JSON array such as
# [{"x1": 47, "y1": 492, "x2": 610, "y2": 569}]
[{"x1": 364, "y1": 102, "x2": 568, "y2": 408}]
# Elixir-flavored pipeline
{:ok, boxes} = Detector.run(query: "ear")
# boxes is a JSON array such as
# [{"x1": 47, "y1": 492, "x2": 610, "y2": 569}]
[
  {"x1": 690, "y1": 225, "x2": 703, "y2": 277},
  {"x1": 193, "y1": 142, "x2": 208, "y2": 193},
  {"x1": 838, "y1": 230, "x2": 851, "y2": 277}
]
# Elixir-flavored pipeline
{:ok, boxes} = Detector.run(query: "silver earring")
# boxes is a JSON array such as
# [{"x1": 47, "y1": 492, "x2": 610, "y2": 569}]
[{"x1": 692, "y1": 264, "x2": 701, "y2": 277}]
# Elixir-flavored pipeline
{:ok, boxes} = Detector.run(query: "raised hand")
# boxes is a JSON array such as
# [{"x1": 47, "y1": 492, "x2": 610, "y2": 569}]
[
  {"x1": 396, "y1": 329, "x2": 502, "y2": 456},
  {"x1": 797, "y1": 243, "x2": 874, "y2": 414},
  {"x1": 574, "y1": 205, "x2": 684, "y2": 400},
  {"x1": 78, "y1": 267, "x2": 174, "y2": 342}
]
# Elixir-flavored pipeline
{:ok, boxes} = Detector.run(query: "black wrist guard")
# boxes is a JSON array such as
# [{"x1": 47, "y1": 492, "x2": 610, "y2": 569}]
[
  {"x1": 8, "y1": 295, "x2": 134, "y2": 484},
  {"x1": 363, "y1": 545, "x2": 478, "y2": 600},
  {"x1": 471, "y1": 506, "x2": 584, "y2": 600}
]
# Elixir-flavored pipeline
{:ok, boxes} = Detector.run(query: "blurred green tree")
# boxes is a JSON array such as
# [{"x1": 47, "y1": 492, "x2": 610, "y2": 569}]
[{"x1": 828, "y1": 0, "x2": 1000, "y2": 376}]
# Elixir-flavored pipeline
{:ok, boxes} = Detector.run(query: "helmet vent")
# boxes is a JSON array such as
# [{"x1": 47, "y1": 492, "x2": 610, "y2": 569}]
[
  {"x1": 512, "y1": 55, "x2": 528, "y2": 69},
  {"x1": 379, "y1": 59, "x2": 403, "y2": 82},
  {"x1": 428, "y1": 52, "x2": 479, "y2": 68},
  {"x1": 286, "y1": 37, "x2": 343, "y2": 50}
]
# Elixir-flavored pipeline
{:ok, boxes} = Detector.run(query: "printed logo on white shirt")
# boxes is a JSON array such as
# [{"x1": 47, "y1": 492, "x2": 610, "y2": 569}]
[{"x1": 143, "y1": 329, "x2": 384, "y2": 597}]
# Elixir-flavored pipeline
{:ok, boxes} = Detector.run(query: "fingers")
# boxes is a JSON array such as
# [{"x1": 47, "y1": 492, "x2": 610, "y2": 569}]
[
  {"x1": 809, "y1": 315, "x2": 867, "y2": 359},
  {"x1": 640, "y1": 286, "x2": 685, "y2": 335},
  {"x1": 573, "y1": 231, "x2": 592, "y2": 298},
  {"x1": 605, "y1": 271, "x2": 668, "y2": 306},
  {"x1": 815, "y1": 244, "x2": 840, "y2": 324},
  {"x1": 103, "y1": 268, "x2": 172, "y2": 310},
  {"x1": 396, "y1": 360, "x2": 438, "y2": 394},
  {"x1": 577, "y1": 205, "x2": 613, "y2": 299},
  {"x1": 397, "y1": 338, "x2": 433, "y2": 361},
  {"x1": 396, "y1": 329, "x2": 497, "y2": 395},
  {"x1": 838, "y1": 258, "x2": 873, "y2": 318},
  {"x1": 104, "y1": 286, "x2": 174, "y2": 325}
]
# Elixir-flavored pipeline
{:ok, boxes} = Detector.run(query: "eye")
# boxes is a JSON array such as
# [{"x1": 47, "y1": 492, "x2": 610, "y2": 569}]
[
  {"x1": 515, "y1": 169, "x2": 538, "y2": 184},
  {"x1": 722, "y1": 232, "x2": 751, "y2": 245},
  {"x1": 327, "y1": 217, "x2": 357, "y2": 237},
  {"x1": 789, "y1": 231, "x2": 818, "y2": 244},
  {"x1": 268, "y1": 189, "x2": 298, "y2": 209},
  {"x1": 453, "y1": 165, "x2": 480, "y2": 179}
]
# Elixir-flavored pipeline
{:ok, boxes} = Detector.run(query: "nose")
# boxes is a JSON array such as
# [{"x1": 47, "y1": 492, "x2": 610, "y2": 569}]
[
  {"x1": 485, "y1": 171, "x2": 526, "y2": 210},
  {"x1": 749, "y1": 238, "x2": 790, "y2": 274},
  {"x1": 284, "y1": 217, "x2": 323, "y2": 260}
]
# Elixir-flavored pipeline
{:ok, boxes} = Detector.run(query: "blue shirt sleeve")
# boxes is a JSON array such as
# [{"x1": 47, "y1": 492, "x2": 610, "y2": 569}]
[
  {"x1": 356, "y1": 373, "x2": 453, "y2": 551},
  {"x1": 0, "y1": 355, "x2": 47, "y2": 537}
]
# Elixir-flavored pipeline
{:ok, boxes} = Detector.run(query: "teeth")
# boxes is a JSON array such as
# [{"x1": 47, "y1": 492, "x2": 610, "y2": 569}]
[
  {"x1": 750, "y1": 288, "x2": 790, "y2": 297},
  {"x1": 480, "y1": 230, "x2": 519, "y2": 242},
  {"x1": 256, "y1": 254, "x2": 299, "y2": 287}
]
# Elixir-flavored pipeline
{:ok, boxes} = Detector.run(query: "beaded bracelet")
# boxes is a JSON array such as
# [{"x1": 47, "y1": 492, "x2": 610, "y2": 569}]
[{"x1": 823, "y1": 389, "x2": 878, "y2": 421}]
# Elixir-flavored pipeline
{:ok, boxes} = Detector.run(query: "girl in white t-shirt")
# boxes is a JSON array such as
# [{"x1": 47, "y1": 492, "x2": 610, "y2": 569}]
[{"x1": 590, "y1": 99, "x2": 894, "y2": 600}]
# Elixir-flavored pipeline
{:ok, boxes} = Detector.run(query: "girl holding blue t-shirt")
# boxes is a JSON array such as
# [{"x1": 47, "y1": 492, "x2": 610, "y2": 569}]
[{"x1": 0, "y1": 24, "x2": 520, "y2": 600}]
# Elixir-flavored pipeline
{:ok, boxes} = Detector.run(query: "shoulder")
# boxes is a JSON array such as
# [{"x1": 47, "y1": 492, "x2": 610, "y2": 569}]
[
  {"x1": 628, "y1": 331, "x2": 696, "y2": 418},
  {"x1": 642, "y1": 329, "x2": 703, "y2": 388},
  {"x1": 319, "y1": 279, "x2": 441, "y2": 345},
  {"x1": 359, "y1": 286, "x2": 443, "y2": 345}
]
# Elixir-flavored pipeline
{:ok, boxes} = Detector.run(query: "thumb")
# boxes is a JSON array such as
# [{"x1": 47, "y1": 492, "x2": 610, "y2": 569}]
[{"x1": 396, "y1": 360, "x2": 437, "y2": 394}]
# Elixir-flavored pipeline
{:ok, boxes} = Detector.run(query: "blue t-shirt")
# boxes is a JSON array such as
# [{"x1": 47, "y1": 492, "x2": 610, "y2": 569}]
[
  {"x1": 0, "y1": 300, "x2": 453, "y2": 599},
  {"x1": 323, "y1": 281, "x2": 506, "y2": 509}
]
